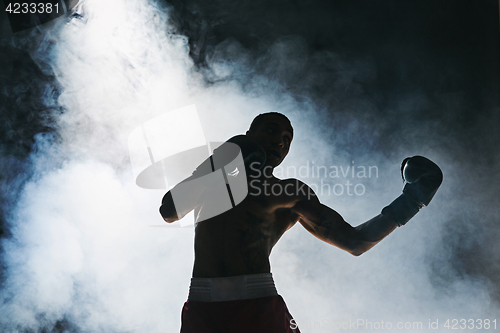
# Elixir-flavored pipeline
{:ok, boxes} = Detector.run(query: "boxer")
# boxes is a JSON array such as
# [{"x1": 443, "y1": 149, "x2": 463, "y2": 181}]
[{"x1": 160, "y1": 112, "x2": 443, "y2": 333}]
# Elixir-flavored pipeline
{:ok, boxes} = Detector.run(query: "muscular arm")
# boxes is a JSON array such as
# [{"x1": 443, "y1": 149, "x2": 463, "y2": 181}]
[
  {"x1": 292, "y1": 156, "x2": 442, "y2": 255},
  {"x1": 292, "y1": 196, "x2": 398, "y2": 256}
]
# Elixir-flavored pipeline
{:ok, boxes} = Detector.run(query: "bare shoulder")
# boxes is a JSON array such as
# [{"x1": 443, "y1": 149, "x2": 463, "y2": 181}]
[
  {"x1": 268, "y1": 178, "x2": 326, "y2": 232},
  {"x1": 278, "y1": 178, "x2": 329, "y2": 222},
  {"x1": 247, "y1": 176, "x2": 317, "y2": 212},
  {"x1": 278, "y1": 177, "x2": 318, "y2": 202}
]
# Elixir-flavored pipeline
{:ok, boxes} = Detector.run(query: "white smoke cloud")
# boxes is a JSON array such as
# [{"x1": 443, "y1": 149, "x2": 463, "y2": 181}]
[{"x1": 0, "y1": 0, "x2": 497, "y2": 332}]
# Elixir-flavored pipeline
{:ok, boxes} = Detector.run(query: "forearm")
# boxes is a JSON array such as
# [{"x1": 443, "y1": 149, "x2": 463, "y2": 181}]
[
  {"x1": 350, "y1": 214, "x2": 398, "y2": 255},
  {"x1": 348, "y1": 156, "x2": 443, "y2": 254},
  {"x1": 300, "y1": 205, "x2": 397, "y2": 256}
]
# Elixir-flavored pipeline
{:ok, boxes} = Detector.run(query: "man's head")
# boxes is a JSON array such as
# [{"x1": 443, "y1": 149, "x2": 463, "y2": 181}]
[{"x1": 246, "y1": 112, "x2": 293, "y2": 168}]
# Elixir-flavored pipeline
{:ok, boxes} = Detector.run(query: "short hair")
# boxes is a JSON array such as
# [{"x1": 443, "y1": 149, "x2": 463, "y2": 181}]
[{"x1": 248, "y1": 112, "x2": 292, "y2": 133}]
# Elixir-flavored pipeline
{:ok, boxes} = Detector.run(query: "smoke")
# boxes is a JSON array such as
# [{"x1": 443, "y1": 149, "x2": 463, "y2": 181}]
[{"x1": 0, "y1": 0, "x2": 499, "y2": 332}]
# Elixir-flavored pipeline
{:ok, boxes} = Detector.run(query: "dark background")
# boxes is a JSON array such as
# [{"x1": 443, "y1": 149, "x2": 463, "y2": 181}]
[{"x1": 0, "y1": 0, "x2": 499, "y2": 331}]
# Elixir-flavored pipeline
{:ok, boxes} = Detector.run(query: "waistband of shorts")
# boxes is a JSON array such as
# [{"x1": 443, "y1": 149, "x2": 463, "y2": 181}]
[{"x1": 188, "y1": 273, "x2": 278, "y2": 302}]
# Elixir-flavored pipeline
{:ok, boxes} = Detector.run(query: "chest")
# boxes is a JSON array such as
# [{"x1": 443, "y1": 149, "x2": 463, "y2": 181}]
[{"x1": 230, "y1": 190, "x2": 299, "y2": 235}]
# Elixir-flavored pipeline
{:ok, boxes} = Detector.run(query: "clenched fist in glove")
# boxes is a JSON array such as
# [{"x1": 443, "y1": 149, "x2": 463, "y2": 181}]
[{"x1": 382, "y1": 156, "x2": 443, "y2": 227}]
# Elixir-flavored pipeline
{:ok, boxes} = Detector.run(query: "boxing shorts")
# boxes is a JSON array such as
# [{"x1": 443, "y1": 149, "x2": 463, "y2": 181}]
[{"x1": 180, "y1": 273, "x2": 300, "y2": 333}]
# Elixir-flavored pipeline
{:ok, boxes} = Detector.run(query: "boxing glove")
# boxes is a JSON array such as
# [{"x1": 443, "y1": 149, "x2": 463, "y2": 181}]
[
  {"x1": 188, "y1": 134, "x2": 266, "y2": 184},
  {"x1": 382, "y1": 156, "x2": 443, "y2": 226},
  {"x1": 226, "y1": 135, "x2": 266, "y2": 178}
]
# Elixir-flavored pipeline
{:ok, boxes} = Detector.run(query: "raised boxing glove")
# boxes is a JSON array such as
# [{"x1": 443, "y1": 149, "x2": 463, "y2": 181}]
[{"x1": 382, "y1": 156, "x2": 443, "y2": 226}]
